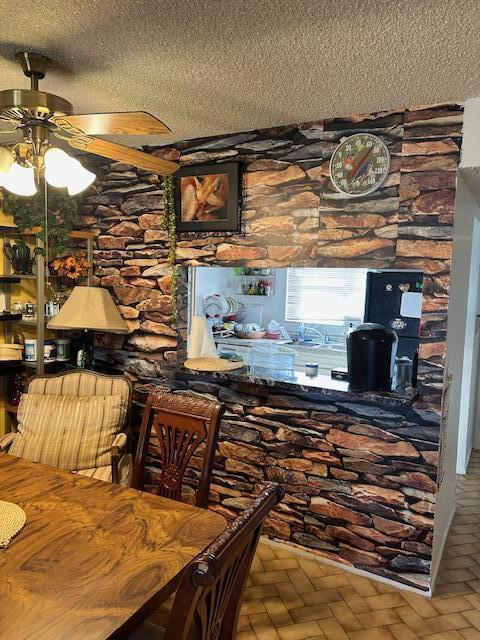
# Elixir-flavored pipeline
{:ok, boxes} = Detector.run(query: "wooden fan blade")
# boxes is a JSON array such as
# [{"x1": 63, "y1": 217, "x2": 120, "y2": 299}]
[
  {"x1": 67, "y1": 136, "x2": 179, "y2": 175},
  {"x1": 52, "y1": 111, "x2": 171, "y2": 136}
]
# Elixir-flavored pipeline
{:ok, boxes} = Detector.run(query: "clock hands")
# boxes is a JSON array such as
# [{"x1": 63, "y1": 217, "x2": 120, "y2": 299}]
[{"x1": 348, "y1": 147, "x2": 373, "y2": 180}]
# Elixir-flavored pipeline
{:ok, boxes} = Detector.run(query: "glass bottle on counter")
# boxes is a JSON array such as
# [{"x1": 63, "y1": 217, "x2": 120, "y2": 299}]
[{"x1": 297, "y1": 322, "x2": 306, "y2": 342}]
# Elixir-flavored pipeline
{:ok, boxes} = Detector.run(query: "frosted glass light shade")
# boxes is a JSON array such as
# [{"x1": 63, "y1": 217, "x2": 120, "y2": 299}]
[
  {"x1": 66, "y1": 158, "x2": 95, "y2": 195},
  {"x1": 44, "y1": 147, "x2": 71, "y2": 188},
  {"x1": 0, "y1": 147, "x2": 14, "y2": 178},
  {"x1": 45, "y1": 147, "x2": 95, "y2": 195},
  {"x1": 47, "y1": 286, "x2": 129, "y2": 334},
  {"x1": 1, "y1": 163, "x2": 37, "y2": 196}
]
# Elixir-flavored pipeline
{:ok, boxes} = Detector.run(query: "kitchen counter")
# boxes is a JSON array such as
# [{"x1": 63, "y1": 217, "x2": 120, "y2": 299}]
[
  {"x1": 179, "y1": 364, "x2": 416, "y2": 407},
  {"x1": 216, "y1": 336, "x2": 346, "y2": 350},
  {"x1": 216, "y1": 336, "x2": 348, "y2": 378},
  {"x1": 216, "y1": 336, "x2": 292, "y2": 346}
]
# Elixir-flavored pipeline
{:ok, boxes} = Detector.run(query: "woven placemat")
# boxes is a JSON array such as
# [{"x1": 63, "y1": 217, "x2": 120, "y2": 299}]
[
  {"x1": 184, "y1": 357, "x2": 245, "y2": 372},
  {"x1": 0, "y1": 500, "x2": 26, "y2": 548}
]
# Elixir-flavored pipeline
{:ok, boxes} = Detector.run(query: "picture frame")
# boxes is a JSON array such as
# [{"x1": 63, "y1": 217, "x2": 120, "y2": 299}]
[{"x1": 174, "y1": 162, "x2": 240, "y2": 232}]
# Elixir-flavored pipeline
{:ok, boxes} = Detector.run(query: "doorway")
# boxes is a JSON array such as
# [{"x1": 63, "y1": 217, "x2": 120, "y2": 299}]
[{"x1": 456, "y1": 216, "x2": 480, "y2": 473}]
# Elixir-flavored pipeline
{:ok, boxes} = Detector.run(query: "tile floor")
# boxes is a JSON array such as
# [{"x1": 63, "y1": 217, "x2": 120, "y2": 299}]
[{"x1": 235, "y1": 450, "x2": 480, "y2": 639}]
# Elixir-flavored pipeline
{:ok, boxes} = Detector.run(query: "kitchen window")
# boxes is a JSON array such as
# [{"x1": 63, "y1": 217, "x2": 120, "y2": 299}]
[{"x1": 285, "y1": 268, "x2": 368, "y2": 325}]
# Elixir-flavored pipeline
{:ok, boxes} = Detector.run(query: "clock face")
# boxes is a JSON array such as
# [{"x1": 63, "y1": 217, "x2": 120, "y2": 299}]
[{"x1": 329, "y1": 133, "x2": 390, "y2": 197}]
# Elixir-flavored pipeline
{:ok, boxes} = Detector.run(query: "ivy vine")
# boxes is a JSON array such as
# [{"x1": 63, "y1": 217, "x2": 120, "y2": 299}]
[
  {"x1": 2, "y1": 189, "x2": 80, "y2": 256},
  {"x1": 161, "y1": 175, "x2": 178, "y2": 325}
]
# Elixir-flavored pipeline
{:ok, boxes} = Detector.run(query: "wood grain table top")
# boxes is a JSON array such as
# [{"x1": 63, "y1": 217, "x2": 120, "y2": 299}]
[{"x1": 0, "y1": 452, "x2": 226, "y2": 640}]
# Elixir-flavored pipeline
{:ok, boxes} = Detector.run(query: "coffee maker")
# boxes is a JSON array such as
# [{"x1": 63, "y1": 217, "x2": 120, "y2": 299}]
[{"x1": 347, "y1": 323, "x2": 398, "y2": 392}]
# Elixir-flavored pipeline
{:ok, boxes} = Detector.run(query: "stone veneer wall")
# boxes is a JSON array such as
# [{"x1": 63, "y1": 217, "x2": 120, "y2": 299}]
[
  {"x1": 171, "y1": 372, "x2": 439, "y2": 592},
  {"x1": 79, "y1": 103, "x2": 463, "y2": 590}
]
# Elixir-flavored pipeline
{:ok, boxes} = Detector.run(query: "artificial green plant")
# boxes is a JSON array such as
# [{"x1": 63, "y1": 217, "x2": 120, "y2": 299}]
[
  {"x1": 2, "y1": 189, "x2": 80, "y2": 256},
  {"x1": 161, "y1": 175, "x2": 178, "y2": 325}
]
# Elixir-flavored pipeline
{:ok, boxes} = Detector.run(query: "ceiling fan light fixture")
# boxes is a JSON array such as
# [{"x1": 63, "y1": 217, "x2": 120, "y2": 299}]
[
  {"x1": 1, "y1": 162, "x2": 37, "y2": 196},
  {"x1": 0, "y1": 51, "x2": 179, "y2": 197},
  {"x1": 66, "y1": 157, "x2": 96, "y2": 195}
]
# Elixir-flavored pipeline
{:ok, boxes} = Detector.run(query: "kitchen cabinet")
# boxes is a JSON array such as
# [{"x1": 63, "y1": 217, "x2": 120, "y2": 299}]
[{"x1": 216, "y1": 337, "x2": 347, "y2": 376}]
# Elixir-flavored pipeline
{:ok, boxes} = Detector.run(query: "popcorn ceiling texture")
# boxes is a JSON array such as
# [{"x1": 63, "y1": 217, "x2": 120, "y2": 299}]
[
  {"x1": 80, "y1": 102, "x2": 463, "y2": 592},
  {"x1": 0, "y1": 0, "x2": 479, "y2": 146}
]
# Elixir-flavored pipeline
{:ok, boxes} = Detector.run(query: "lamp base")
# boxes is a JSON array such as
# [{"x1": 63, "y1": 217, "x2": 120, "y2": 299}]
[{"x1": 76, "y1": 330, "x2": 94, "y2": 369}]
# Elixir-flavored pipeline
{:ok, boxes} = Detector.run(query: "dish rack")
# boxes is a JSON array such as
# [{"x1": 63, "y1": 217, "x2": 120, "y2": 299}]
[
  {"x1": 204, "y1": 294, "x2": 246, "y2": 327},
  {"x1": 250, "y1": 344, "x2": 296, "y2": 379}
]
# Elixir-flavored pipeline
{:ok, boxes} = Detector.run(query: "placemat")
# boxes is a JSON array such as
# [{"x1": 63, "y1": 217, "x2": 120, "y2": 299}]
[
  {"x1": 184, "y1": 357, "x2": 245, "y2": 372},
  {"x1": 0, "y1": 500, "x2": 26, "y2": 548}
]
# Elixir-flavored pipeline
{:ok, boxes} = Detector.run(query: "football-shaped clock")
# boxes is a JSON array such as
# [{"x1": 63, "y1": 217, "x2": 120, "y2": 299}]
[{"x1": 329, "y1": 132, "x2": 390, "y2": 196}]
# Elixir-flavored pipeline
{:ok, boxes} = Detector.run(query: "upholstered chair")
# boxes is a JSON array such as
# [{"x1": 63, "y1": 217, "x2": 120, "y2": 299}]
[{"x1": 0, "y1": 369, "x2": 133, "y2": 486}]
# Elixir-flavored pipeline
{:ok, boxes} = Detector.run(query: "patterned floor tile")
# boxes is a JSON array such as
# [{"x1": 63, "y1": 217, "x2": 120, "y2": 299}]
[
  {"x1": 239, "y1": 450, "x2": 480, "y2": 639},
  {"x1": 149, "y1": 451, "x2": 480, "y2": 639}
]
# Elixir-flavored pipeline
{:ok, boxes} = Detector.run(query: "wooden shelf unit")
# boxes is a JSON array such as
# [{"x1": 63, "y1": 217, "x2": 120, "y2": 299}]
[
  {"x1": 0, "y1": 226, "x2": 95, "y2": 375},
  {"x1": 0, "y1": 276, "x2": 21, "y2": 284},
  {"x1": 0, "y1": 313, "x2": 22, "y2": 322}
]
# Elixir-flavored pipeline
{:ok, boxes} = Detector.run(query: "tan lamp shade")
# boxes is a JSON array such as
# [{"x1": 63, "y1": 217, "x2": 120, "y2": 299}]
[{"x1": 46, "y1": 286, "x2": 129, "y2": 334}]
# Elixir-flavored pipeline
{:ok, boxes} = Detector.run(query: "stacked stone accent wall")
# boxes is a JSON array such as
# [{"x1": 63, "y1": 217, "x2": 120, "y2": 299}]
[
  {"x1": 160, "y1": 373, "x2": 436, "y2": 592},
  {"x1": 79, "y1": 103, "x2": 463, "y2": 590}
]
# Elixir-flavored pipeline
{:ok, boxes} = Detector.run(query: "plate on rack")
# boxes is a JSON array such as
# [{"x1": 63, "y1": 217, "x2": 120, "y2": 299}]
[
  {"x1": 235, "y1": 301, "x2": 246, "y2": 322},
  {"x1": 204, "y1": 294, "x2": 243, "y2": 321},
  {"x1": 225, "y1": 297, "x2": 238, "y2": 316},
  {"x1": 204, "y1": 294, "x2": 229, "y2": 319}
]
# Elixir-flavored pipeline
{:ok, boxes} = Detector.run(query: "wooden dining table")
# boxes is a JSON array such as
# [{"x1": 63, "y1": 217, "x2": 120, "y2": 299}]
[{"x1": 0, "y1": 452, "x2": 227, "y2": 639}]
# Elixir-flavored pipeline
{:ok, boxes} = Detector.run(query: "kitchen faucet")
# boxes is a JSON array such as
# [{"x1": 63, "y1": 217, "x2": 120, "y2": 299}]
[{"x1": 303, "y1": 325, "x2": 329, "y2": 344}]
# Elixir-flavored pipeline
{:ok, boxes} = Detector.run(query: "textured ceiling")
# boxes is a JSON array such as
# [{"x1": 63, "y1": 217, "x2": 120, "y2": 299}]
[{"x1": 1, "y1": 0, "x2": 480, "y2": 148}]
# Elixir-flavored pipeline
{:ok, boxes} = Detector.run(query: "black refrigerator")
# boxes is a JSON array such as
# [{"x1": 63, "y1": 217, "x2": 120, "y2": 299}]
[{"x1": 364, "y1": 270, "x2": 423, "y2": 362}]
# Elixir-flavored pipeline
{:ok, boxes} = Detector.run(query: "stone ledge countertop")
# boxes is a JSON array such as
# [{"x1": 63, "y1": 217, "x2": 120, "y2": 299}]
[{"x1": 179, "y1": 365, "x2": 416, "y2": 407}]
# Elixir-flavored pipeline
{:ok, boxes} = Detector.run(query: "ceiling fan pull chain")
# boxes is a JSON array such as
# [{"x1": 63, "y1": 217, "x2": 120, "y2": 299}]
[{"x1": 44, "y1": 178, "x2": 49, "y2": 278}]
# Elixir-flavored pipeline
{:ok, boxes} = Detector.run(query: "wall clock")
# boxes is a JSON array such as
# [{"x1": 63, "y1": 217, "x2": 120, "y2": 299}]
[{"x1": 329, "y1": 132, "x2": 390, "y2": 197}]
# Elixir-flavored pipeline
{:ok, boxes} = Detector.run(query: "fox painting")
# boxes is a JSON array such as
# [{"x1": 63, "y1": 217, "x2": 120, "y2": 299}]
[{"x1": 180, "y1": 173, "x2": 229, "y2": 222}]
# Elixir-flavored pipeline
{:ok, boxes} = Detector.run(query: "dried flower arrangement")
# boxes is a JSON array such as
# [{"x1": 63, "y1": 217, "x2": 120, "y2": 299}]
[{"x1": 51, "y1": 254, "x2": 90, "y2": 280}]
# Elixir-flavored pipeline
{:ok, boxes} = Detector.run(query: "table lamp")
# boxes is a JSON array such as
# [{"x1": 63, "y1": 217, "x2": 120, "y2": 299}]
[{"x1": 47, "y1": 286, "x2": 128, "y2": 368}]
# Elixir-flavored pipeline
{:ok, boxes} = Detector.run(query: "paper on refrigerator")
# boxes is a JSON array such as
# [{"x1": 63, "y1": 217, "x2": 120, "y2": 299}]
[{"x1": 400, "y1": 292, "x2": 422, "y2": 319}]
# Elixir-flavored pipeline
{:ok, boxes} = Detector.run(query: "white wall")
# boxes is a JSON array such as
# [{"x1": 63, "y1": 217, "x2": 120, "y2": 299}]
[
  {"x1": 431, "y1": 173, "x2": 480, "y2": 585},
  {"x1": 457, "y1": 216, "x2": 480, "y2": 473},
  {"x1": 193, "y1": 266, "x2": 235, "y2": 314},
  {"x1": 193, "y1": 266, "x2": 286, "y2": 327},
  {"x1": 469, "y1": 294, "x2": 480, "y2": 451},
  {"x1": 441, "y1": 97, "x2": 480, "y2": 476},
  {"x1": 459, "y1": 98, "x2": 480, "y2": 169}
]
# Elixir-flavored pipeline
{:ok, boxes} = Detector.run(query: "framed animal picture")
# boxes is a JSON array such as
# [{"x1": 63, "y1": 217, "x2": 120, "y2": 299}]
[{"x1": 175, "y1": 162, "x2": 240, "y2": 232}]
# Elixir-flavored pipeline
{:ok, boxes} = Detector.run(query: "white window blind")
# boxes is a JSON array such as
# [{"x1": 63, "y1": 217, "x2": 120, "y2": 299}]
[{"x1": 285, "y1": 268, "x2": 367, "y2": 325}]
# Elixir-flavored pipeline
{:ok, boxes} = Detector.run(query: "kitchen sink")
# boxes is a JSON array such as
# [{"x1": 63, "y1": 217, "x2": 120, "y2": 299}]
[
  {"x1": 295, "y1": 341, "x2": 346, "y2": 352},
  {"x1": 296, "y1": 340, "x2": 322, "y2": 347}
]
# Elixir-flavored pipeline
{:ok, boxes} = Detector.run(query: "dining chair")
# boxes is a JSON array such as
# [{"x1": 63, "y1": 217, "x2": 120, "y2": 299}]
[
  {"x1": 0, "y1": 369, "x2": 133, "y2": 486},
  {"x1": 128, "y1": 482, "x2": 283, "y2": 640},
  {"x1": 132, "y1": 390, "x2": 224, "y2": 508}
]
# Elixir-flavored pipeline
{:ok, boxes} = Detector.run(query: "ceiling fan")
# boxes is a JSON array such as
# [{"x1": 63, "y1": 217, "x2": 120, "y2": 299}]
[{"x1": 0, "y1": 51, "x2": 180, "y2": 196}]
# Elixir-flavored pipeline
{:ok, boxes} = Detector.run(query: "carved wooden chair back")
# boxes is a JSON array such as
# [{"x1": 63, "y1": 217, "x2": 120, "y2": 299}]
[
  {"x1": 132, "y1": 390, "x2": 224, "y2": 507},
  {"x1": 165, "y1": 483, "x2": 282, "y2": 640}
]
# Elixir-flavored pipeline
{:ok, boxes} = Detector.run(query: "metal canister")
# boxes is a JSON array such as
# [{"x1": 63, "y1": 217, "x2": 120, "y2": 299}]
[{"x1": 395, "y1": 357, "x2": 413, "y2": 390}]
